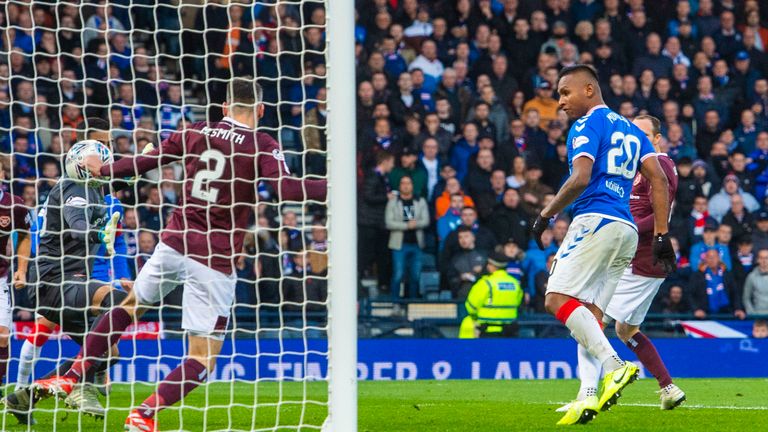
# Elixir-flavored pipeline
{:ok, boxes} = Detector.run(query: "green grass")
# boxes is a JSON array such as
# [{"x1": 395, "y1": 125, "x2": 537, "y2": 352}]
[{"x1": 1, "y1": 379, "x2": 766, "y2": 431}]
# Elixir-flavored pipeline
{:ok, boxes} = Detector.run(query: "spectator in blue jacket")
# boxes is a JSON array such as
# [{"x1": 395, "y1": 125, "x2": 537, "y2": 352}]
[
  {"x1": 690, "y1": 221, "x2": 733, "y2": 271},
  {"x1": 450, "y1": 122, "x2": 480, "y2": 182},
  {"x1": 437, "y1": 193, "x2": 464, "y2": 250},
  {"x1": 523, "y1": 228, "x2": 557, "y2": 293}
]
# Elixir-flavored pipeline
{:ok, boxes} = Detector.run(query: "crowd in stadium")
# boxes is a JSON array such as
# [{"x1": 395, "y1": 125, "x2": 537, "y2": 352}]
[
  {"x1": 353, "y1": 0, "x2": 768, "y2": 319},
  {"x1": 2, "y1": 0, "x2": 768, "y2": 323}
]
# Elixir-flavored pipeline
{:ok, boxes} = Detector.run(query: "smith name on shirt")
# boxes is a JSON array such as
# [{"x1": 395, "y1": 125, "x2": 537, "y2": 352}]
[{"x1": 199, "y1": 125, "x2": 246, "y2": 144}]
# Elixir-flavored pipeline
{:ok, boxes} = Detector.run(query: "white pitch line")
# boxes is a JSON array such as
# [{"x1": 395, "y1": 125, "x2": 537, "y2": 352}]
[{"x1": 549, "y1": 401, "x2": 768, "y2": 411}]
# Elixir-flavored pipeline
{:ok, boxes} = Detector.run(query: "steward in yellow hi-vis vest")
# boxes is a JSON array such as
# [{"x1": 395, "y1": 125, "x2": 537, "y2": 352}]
[{"x1": 464, "y1": 251, "x2": 523, "y2": 337}]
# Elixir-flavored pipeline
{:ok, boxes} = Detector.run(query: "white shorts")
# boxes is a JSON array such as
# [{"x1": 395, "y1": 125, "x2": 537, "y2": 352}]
[
  {"x1": 0, "y1": 278, "x2": 11, "y2": 329},
  {"x1": 133, "y1": 242, "x2": 237, "y2": 340},
  {"x1": 547, "y1": 214, "x2": 638, "y2": 311},
  {"x1": 605, "y1": 268, "x2": 664, "y2": 326}
]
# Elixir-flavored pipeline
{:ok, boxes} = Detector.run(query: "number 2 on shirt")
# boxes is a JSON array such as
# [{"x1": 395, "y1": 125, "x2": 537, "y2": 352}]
[{"x1": 607, "y1": 131, "x2": 641, "y2": 180}]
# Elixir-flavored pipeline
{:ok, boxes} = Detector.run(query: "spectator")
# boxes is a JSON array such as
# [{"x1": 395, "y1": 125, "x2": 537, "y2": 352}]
[
  {"x1": 734, "y1": 110, "x2": 759, "y2": 155},
  {"x1": 747, "y1": 132, "x2": 768, "y2": 175},
  {"x1": 408, "y1": 39, "x2": 444, "y2": 81},
  {"x1": 713, "y1": 11, "x2": 743, "y2": 62},
  {"x1": 753, "y1": 320, "x2": 768, "y2": 338},
  {"x1": 387, "y1": 71, "x2": 425, "y2": 127},
  {"x1": 722, "y1": 195, "x2": 755, "y2": 245},
  {"x1": 673, "y1": 158, "x2": 702, "y2": 219},
  {"x1": 733, "y1": 236, "x2": 756, "y2": 289},
  {"x1": 464, "y1": 251, "x2": 523, "y2": 338},
  {"x1": 665, "y1": 124, "x2": 697, "y2": 162},
  {"x1": 445, "y1": 226, "x2": 487, "y2": 298},
  {"x1": 656, "y1": 285, "x2": 693, "y2": 315},
  {"x1": 463, "y1": 148, "x2": 494, "y2": 202},
  {"x1": 440, "y1": 206, "x2": 496, "y2": 271},
  {"x1": 136, "y1": 231, "x2": 157, "y2": 273},
  {"x1": 450, "y1": 122, "x2": 480, "y2": 182},
  {"x1": 435, "y1": 68, "x2": 472, "y2": 127},
  {"x1": 743, "y1": 249, "x2": 768, "y2": 315},
  {"x1": 390, "y1": 147, "x2": 427, "y2": 199},
  {"x1": 708, "y1": 173, "x2": 759, "y2": 222},
  {"x1": 506, "y1": 155, "x2": 527, "y2": 189},
  {"x1": 488, "y1": 188, "x2": 529, "y2": 251},
  {"x1": 632, "y1": 33, "x2": 673, "y2": 78},
  {"x1": 518, "y1": 163, "x2": 553, "y2": 216},
  {"x1": 522, "y1": 108, "x2": 547, "y2": 161},
  {"x1": 523, "y1": 227, "x2": 558, "y2": 291},
  {"x1": 690, "y1": 249, "x2": 745, "y2": 319},
  {"x1": 358, "y1": 151, "x2": 395, "y2": 291},
  {"x1": 83, "y1": 0, "x2": 126, "y2": 48},
  {"x1": 542, "y1": 135, "x2": 568, "y2": 190},
  {"x1": 522, "y1": 81, "x2": 558, "y2": 130},
  {"x1": 434, "y1": 177, "x2": 474, "y2": 219},
  {"x1": 418, "y1": 137, "x2": 442, "y2": 201},
  {"x1": 416, "y1": 113, "x2": 452, "y2": 159},
  {"x1": 691, "y1": 159, "x2": 717, "y2": 198},
  {"x1": 690, "y1": 221, "x2": 733, "y2": 271},
  {"x1": 729, "y1": 151, "x2": 755, "y2": 194},
  {"x1": 695, "y1": 107, "x2": 722, "y2": 158},
  {"x1": 437, "y1": 193, "x2": 465, "y2": 249},
  {"x1": 158, "y1": 84, "x2": 190, "y2": 140},
  {"x1": 474, "y1": 85, "x2": 509, "y2": 145},
  {"x1": 531, "y1": 253, "x2": 556, "y2": 313},
  {"x1": 386, "y1": 176, "x2": 430, "y2": 300}
]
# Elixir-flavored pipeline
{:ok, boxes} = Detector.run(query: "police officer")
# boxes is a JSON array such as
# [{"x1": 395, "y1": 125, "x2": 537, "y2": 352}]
[{"x1": 464, "y1": 251, "x2": 523, "y2": 337}]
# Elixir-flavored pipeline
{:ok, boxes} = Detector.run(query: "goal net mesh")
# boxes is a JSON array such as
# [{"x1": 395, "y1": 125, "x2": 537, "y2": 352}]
[{"x1": 2, "y1": 1, "x2": 329, "y2": 430}]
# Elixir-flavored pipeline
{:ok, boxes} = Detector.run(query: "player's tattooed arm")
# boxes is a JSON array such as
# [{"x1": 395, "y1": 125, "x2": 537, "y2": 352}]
[
  {"x1": 540, "y1": 156, "x2": 593, "y2": 218},
  {"x1": 13, "y1": 231, "x2": 31, "y2": 289},
  {"x1": 639, "y1": 156, "x2": 670, "y2": 235}
]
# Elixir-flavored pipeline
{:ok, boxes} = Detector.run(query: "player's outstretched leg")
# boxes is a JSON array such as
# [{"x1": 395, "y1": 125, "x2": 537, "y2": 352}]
[
  {"x1": 617, "y1": 323, "x2": 685, "y2": 410},
  {"x1": 3, "y1": 319, "x2": 55, "y2": 425},
  {"x1": 32, "y1": 288, "x2": 136, "y2": 401},
  {"x1": 546, "y1": 294, "x2": 639, "y2": 419},
  {"x1": 126, "y1": 335, "x2": 220, "y2": 432}
]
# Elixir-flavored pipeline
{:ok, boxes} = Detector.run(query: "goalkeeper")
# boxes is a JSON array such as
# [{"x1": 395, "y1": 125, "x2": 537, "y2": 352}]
[{"x1": 2, "y1": 144, "x2": 130, "y2": 423}]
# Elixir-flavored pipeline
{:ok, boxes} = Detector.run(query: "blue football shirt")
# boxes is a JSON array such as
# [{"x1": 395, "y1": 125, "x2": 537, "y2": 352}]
[{"x1": 566, "y1": 105, "x2": 656, "y2": 226}]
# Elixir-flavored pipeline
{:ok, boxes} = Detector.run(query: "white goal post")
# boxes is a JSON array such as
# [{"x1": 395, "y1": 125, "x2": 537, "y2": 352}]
[{"x1": 325, "y1": 0, "x2": 358, "y2": 429}]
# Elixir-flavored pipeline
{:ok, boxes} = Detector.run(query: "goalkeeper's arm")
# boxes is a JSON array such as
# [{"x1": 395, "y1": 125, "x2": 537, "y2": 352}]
[{"x1": 65, "y1": 206, "x2": 121, "y2": 256}]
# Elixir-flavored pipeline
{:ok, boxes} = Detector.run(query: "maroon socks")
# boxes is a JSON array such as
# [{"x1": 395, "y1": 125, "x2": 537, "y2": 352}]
[
  {"x1": 139, "y1": 358, "x2": 208, "y2": 419},
  {"x1": 626, "y1": 331, "x2": 673, "y2": 388},
  {"x1": 64, "y1": 307, "x2": 133, "y2": 380},
  {"x1": 0, "y1": 345, "x2": 8, "y2": 384}
]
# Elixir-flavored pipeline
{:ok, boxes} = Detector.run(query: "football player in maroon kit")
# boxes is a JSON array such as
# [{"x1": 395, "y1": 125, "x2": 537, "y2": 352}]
[
  {"x1": 0, "y1": 164, "x2": 33, "y2": 396},
  {"x1": 559, "y1": 115, "x2": 685, "y2": 419},
  {"x1": 32, "y1": 78, "x2": 327, "y2": 431}
]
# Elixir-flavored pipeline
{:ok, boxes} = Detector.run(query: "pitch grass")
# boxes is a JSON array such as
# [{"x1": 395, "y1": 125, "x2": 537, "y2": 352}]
[{"x1": 0, "y1": 378, "x2": 766, "y2": 431}]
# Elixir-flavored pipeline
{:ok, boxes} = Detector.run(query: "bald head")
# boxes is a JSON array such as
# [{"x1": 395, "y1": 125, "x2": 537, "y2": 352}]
[{"x1": 556, "y1": 64, "x2": 604, "y2": 119}]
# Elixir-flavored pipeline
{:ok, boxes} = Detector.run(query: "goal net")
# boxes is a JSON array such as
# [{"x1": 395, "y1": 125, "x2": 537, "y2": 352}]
[{"x1": 1, "y1": 1, "x2": 355, "y2": 431}]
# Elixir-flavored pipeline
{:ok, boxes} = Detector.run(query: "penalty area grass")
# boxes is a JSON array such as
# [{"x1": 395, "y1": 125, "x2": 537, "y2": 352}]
[{"x1": 1, "y1": 378, "x2": 766, "y2": 431}]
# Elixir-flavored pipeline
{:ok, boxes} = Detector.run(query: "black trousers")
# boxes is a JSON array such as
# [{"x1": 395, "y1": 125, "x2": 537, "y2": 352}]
[
  {"x1": 478, "y1": 323, "x2": 519, "y2": 338},
  {"x1": 358, "y1": 225, "x2": 391, "y2": 289}
]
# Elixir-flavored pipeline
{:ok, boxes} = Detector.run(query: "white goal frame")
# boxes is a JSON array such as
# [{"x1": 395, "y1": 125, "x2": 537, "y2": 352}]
[{"x1": 326, "y1": 0, "x2": 357, "y2": 431}]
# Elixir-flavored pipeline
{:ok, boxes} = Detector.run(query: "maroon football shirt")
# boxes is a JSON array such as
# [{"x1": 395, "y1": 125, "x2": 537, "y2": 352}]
[
  {"x1": 102, "y1": 117, "x2": 327, "y2": 274},
  {"x1": 630, "y1": 154, "x2": 678, "y2": 278},
  {"x1": 0, "y1": 191, "x2": 31, "y2": 277}
]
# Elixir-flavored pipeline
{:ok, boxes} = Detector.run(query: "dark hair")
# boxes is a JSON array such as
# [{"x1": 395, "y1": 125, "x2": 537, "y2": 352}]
[
  {"x1": 634, "y1": 114, "x2": 661, "y2": 136},
  {"x1": 375, "y1": 150, "x2": 394, "y2": 165},
  {"x1": 456, "y1": 225, "x2": 473, "y2": 234},
  {"x1": 557, "y1": 64, "x2": 599, "y2": 84},
  {"x1": 227, "y1": 76, "x2": 262, "y2": 107},
  {"x1": 755, "y1": 319, "x2": 768, "y2": 328}
]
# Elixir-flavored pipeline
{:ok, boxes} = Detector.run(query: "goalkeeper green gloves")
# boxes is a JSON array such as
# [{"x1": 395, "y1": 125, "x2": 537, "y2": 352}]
[
  {"x1": 124, "y1": 142, "x2": 156, "y2": 185},
  {"x1": 98, "y1": 212, "x2": 121, "y2": 256}
]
